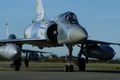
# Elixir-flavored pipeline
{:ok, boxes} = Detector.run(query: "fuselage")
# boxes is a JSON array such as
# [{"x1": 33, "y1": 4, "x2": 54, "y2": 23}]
[{"x1": 24, "y1": 12, "x2": 88, "y2": 45}]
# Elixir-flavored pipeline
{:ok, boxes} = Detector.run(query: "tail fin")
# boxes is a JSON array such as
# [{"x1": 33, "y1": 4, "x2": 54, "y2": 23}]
[
  {"x1": 35, "y1": 0, "x2": 45, "y2": 21},
  {"x1": 5, "y1": 19, "x2": 9, "y2": 38}
]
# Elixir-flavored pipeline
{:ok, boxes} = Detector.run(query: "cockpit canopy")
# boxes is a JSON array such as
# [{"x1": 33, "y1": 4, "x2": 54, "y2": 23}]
[{"x1": 59, "y1": 12, "x2": 79, "y2": 25}]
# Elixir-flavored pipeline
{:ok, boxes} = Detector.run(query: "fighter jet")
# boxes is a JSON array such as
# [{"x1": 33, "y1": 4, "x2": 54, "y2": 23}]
[
  {"x1": 0, "y1": 0, "x2": 120, "y2": 72},
  {"x1": 2, "y1": 19, "x2": 53, "y2": 68}
]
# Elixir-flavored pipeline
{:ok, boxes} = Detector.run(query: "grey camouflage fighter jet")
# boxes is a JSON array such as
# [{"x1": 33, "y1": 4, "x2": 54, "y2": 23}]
[{"x1": 0, "y1": 0, "x2": 119, "y2": 71}]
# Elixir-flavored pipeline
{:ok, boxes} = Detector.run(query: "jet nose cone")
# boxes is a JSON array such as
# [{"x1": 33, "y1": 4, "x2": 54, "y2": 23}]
[{"x1": 68, "y1": 27, "x2": 88, "y2": 42}]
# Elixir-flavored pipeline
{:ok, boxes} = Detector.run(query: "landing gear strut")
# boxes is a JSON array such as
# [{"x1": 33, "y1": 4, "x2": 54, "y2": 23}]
[
  {"x1": 78, "y1": 44, "x2": 86, "y2": 71},
  {"x1": 78, "y1": 57, "x2": 86, "y2": 71},
  {"x1": 24, "y1": 59, "x2": 29, "y2": 68},
  {"x1": 65, "y1": 45, "x2": 74, "y2": 72},
  {"x1": 24, "y1": 53, "x2": 30, "y2": 68},
  {"x1": 13, "y1": 58, "x2": 21, "y2": 71},
  {"x1": 12, "y1": 45, "x2": 22, "y2": 71}
]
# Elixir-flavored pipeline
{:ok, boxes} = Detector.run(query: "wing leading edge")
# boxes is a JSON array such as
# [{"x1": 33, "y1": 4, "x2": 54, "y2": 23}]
[
  {"x1": 0, "y1": 38, "x2": 120, "y2": 48},
  {"x1": 0, "y1": 38, "x2": 62, "y2": 47},
  {"x1": 83, "y1": 39, "x2": 120, "y2": 46},
  {"x1": 22, "y1": 49, "x2": 53, "y2": 54}
]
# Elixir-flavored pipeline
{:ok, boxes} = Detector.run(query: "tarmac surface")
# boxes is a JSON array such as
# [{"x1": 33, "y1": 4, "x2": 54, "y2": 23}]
[
  {"x1": 0, "y1": 70, "x2": 120, "y2": 80},
  {"x1": 0, "y1": 62, "x2": 120, "y2": 80}
]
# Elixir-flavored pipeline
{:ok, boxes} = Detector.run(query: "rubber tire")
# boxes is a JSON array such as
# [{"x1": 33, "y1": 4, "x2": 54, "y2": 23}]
[
  {"x1": 65, "y1": 65, "x2": 69, "y2": 72},
  {"x1": 14, "y1": 64, "x2": 20, "y2": 71},
  {"x1": 24, "y1": 60, "x2": 29, "y2": 68},
  {"x1": 69, "y1": 65, "x2": 74, "y2": 72},
  {"x1": 65, "y1": 65, "x2": 74, "y2": 72},
  {"x1": 13, "y1": 59, "x2": 21, "y2": 71},
  {"x1": 78, "y1": 58, "x2": 86, "y2": 71}
]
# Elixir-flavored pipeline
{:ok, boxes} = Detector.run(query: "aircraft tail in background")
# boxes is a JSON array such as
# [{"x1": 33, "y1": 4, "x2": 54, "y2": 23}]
[{"x1": 5, "y1": 19, "x2": 9, "y2": 38}]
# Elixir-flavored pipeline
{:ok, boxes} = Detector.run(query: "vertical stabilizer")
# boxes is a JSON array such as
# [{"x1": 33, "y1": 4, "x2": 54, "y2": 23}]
[
  {"x1": 36, "y1": 0, "x2": 45, "y2": 21},
  {"x1": 5, "y1": 19, "x2": 9, "y2": 38}
]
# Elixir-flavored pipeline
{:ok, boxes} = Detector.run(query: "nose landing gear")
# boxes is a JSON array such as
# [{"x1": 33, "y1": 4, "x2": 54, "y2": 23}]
[{"x1": 64, "y1": 44, "x2": 87, "y2": 72}]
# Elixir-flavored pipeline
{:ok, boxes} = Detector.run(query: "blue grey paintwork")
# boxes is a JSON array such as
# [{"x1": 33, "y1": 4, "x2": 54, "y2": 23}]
[
  {"x1": 83, "y1": 45, "x2": 116, "y2": 60},
  {"x1": 24, "y1": 12, "x2": 88, "y2": 44}
]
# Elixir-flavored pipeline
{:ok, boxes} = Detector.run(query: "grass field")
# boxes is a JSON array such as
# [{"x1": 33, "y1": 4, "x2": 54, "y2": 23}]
[{"x1": 0, "y1": 61, "x2": 120, "y2": 71}]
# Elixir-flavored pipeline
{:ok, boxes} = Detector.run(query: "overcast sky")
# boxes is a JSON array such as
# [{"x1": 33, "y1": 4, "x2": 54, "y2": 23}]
[{"x1": 0, "y1": 0, "x2": 120, "y2": 58}]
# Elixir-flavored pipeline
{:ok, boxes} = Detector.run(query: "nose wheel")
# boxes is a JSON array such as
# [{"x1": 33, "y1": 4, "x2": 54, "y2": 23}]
[{"x1": 65, "y1": 65, "x2": 74, "y2": 72}]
